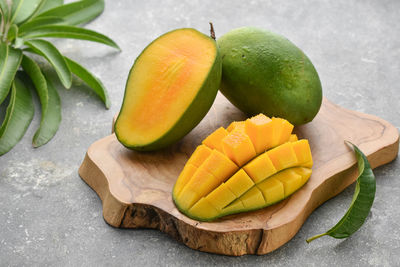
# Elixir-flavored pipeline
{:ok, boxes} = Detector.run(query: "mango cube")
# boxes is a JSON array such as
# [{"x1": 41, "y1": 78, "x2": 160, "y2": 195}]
[
  {"x1": 173, "y1": 163, "x2": 197, "y2": 196},
  {"x1": 274, "y1": 169, "x2": 303, "y2": 197},
  {"x1": 225, "y1": 169, "x2": 254, "y2": 197},
  {"x1": 189, "y1": 198, "x2": 219, "y2": 220},
  {"x1": 222, "y1": 130, "x2": 256, "y2": 166},
  {"x1": 202, "y1": 127, "x2": 228, "y2": 152},
  {"x1": 289, "y1": 134, "x2": 298, "y2": 142},
  {"x1": 187, "y1": 145, "x2": 212, "y2": 167},
  {"x1": 271, "y1": 117, "x2": 294, "y2": 147},
  {"x1": 222, "y1": 199, "x2": 244, "y2": 215},
  {"x1": 267, "y1": 142, "x2": 298, "y2": 171},
  {"x1": 227, "y1": 121, "x2": 245, "y2": 132},
  {"x1": 292, "y1": 140, "x2": 313, "y2": 168},
  {"x1": 201, "y1": 149, "x2": 238, "y2": 183},
  {"x1": 239, "y1": 187, "x2": 266, "y2": 209},
  {"x1": 243, "y1": 152, "x2": 277, "y2": 183},
  {"x1": 245, "y1": 114, "x2": 274, "y2": 154},
  {"x1": 257, "y1": 178, "x2": 284, "y2": 205},
  {"x1": 205, "y1": 183, "x2": 237, "y2": 210}
]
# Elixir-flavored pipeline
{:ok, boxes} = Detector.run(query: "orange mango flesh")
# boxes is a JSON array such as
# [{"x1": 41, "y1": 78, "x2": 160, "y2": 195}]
[
  {"x1": 116, "y1": 29, "x2": 217, "y2": 146},
  {"x1": 173, "y1": 114, "x2": 313, "y2": 221}
]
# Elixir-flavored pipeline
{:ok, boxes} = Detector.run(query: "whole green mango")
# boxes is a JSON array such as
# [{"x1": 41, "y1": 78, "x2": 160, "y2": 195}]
[{"x1": 217, "y1": 27, "x2": 322, "y2": 125}]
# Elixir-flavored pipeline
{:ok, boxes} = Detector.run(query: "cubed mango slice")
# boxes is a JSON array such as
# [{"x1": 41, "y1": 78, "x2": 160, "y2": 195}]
[
  {"x1": 205, "y1": 183, "x2": 237, "y2": 210},
  {"x1": 202, "y1": 127, "x2": 228, "y2": 152},
  {"x1": 245, "y1": 114, "x2": 274, "y2": 154},
  {"x1": 227, "y1": 121, "x2": 245, "y2": 132},
  {"x1": 257, "y1": 177, "x2": 284, "y2": 205},
  {"x1": 271, "y1": 117, "x2": 294, "y2": 147},
  {"x1": 222, "y1": 130, "x2": 256, "y2": 166},
  {"x1": 292, "y1": 139, "x2": 313, "y2": 168},
  {"x1": 188, "y1": 198, "x2": 219, "y2": 220},
  {"x1": 221, "y1": 199, "x2": 244, "y2": 215},
  {"x1": 243, "y1": 152, "x2": 277, "y2": 183},
  {"x1": 225, "y1": 169, "x2": 255, "y2": 197},
  {"x1": 201, "y1": 149, "x2": 238, "y2": 183},
  {"x1": 239, "y1": 187, "x2": 266, "y2": 209},
  {"x1": 289, "y1": 134, "x2": 298, "y2": 142},
  {"x1": 267, "y1": 142, "x2": 298, "y2": 171},
  {"x1": 173, "y1": 163, "x2": 197, "y2": 196},
  {"x1": 274, "y1": 168, "x2": 303, "y2": 197},
  {"x1": 187, "y1": 145, "x2": 212, "y2": 167}
]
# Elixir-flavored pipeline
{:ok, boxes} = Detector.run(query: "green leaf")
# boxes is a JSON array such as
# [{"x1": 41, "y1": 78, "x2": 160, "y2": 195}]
[
  {"x1": 306, "y1": 142, "x2": 376, "y2": 243},
  {"x1": 24, "y1": 39, "x2": 72, "y2": 88},
  {"x1": 37, "y1": 0, "x2": 104, "y2": 26},
  {"x1": 19, "y1": 16, "x2": 64, "y2": 33},
  {"x1": 0, "y1": 43, "x2": 23, "y2": 105},
  {"x1": 20, "y1": 24, "x2": 120, "y2": 50},
  {"x1": 64, "y1": 56, "x2": 110, "y2": 109},
  {"x1": 10, "y1": 0, "x2": 42, "y2": 25},
  {"x1": 6, "y1": 23, "x2": 17, "y2": 41},
  {"x1": 33, "y1": 70, "x2": 61, "y2": 147},
  {"x1": 0, "y1": 0, "x2": 11, "y2": 23},
  {"x1": 0, "y1": 74, "x2": 34, "y2": 156},
  {"x1": 29, "y1": 0, "x2": 64, "y2": 18}
]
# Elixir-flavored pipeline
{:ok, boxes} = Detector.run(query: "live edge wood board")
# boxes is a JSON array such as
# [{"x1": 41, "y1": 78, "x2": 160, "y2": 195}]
[{"x1": 79, "y1": 96, "x2": 399, "y2": 256}]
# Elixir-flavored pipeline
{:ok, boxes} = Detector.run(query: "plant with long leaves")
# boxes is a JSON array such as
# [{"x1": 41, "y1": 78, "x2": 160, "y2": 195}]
[{"x1": 0, "y1": 0, "x2": 119, "y2": 155}]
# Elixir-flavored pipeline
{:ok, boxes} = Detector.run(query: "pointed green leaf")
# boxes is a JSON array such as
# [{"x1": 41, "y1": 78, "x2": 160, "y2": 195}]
[
  {"x1": 0, "y1": 0, "x2": 11, "y2": 23},
  {"x1": 29, "y1": 0, "x2": 64, "y2": 18},
  {"x1": 37, "y1": 0, "x2": 104, "y2": 26},
  {"x1": 20, "y1": 24, "x2": 120, "y2": 50},
  {"x1": 6, "y1": 23, "x2": 17, "y2": 42},
  {"x1": 20, "y1": 54, "x2": 48, "y2": 113},
  {"x1": 19, "y1": 16, "x2": 64, "y2": 33},
  {"x1": 64, "y1": 56, "x2": 110, "y2": 108},
  {"x1": 33, "y1": 71, "x2": 61, "y2": 147},
  {"x1": 24, "y1": 39, "x2": 72, "y2": 88},
  {"x1": 0, "y1": 74, "x2": 34, "y2": 156},
  {"x1": 10, "y1": 0, "x2": 42, "y2": 24},
  {"x1": 306, "y1": 142, "x2": 376, "y2": 243},
  {"x1": 0, "y1": 43, "x2": 23, "y2": 105}
]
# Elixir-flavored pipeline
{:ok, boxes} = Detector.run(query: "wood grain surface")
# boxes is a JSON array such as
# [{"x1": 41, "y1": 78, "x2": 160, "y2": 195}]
[{"x1": 79, "y1": 95, "x2": 399, "y2": 256}]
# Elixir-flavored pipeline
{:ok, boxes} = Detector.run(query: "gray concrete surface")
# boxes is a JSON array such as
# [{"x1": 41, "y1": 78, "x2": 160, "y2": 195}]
[{"x1": 1, "y1": 0, "x2": 400, "y2": 266}]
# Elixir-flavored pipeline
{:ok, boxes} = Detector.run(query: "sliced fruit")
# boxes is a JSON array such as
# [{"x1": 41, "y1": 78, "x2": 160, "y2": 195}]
[
  {"x1": 243, "y1": 152, "x2": 277, "y2": 183},
  {"x1": 115, "y1": 28, "x2": 222, "y2": 151},
  {"x1": 187, "y1": 145, "x2": 212, "y2": 167},
  {"x1": 227, "y1": 121, "x2": 245, "y2": 132},
  {"x1": 173, "y1": 115, "x2": 313, "y2": 221},
  {"x1": 222, "y1": 130, "x2": 256, "y2": 166},
  {"x1": 202, "y1": 127, "x2": 228, "y2": 152},
  {"x1": 289, "y1": 134, "x2": 298, "y2": 142}
]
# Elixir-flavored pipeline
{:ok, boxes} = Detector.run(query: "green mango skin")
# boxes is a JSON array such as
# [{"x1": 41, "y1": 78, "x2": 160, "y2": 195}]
[
  {"x1": 115, "y1": 29, "x2": 222, "y2": 151},
  {"x1": 217, "y1": 27, "x2": 322, "y2": 126}
]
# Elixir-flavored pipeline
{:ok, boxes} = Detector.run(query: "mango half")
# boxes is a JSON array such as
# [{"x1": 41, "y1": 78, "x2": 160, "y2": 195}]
[
  {"x1": 173, "y1": 114, "x2": 313, "y2": 221},
  {"x1": 115, "y1": 28, "x2": 222, "y2": 151}
]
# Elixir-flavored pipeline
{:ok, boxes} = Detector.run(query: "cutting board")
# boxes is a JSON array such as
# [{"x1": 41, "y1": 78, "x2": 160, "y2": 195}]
[{"x1": 78, "y1": 96, "x2": 398, "y2": 256}]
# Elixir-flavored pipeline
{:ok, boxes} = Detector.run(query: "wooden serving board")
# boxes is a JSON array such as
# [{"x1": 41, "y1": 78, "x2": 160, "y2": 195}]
[{"x1": 79, "y1": 96, "x2": 399, "y2": 256}]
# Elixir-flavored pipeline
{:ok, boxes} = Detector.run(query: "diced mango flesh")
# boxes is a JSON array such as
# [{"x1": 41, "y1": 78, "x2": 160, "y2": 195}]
[
  {"x1": 202, "y1": 127, "x2": 228, "y2": 152},
  {"x1": 257, "y1": 178, "x2": 284, "y2": 205},
  {"x1": 225, "y1": 169, "x2": 255, "y2": 197},
  {"x1": 173, "y1": 115, "x2": 313, "y2": 221},
  {"x1": 267, "y1": 142, "x2": 298, "y2": 171},
  {"x1": 239, "y1": 187, "x2": 265, "y2": 209},
  {"x1": 245, "y1": 114, "x2": 273, "y2": 154},
  {"x1": 187, "y1": 145, "x2": 212, "y2": 167},
  {"x1": 243, "y1": 152, "x2": 277, "y2": 183},
  {"x1": 289, "y1": 134, "x2": 298, "y2": 142},
  {"x1": 205, "y1": 183, "x2": 237, "y2": 210},
  {"x1": 188, "y1": 198, "x2": 219, "y2": 220},
  {"x1": 227, "y1": 121, "x2": 245, "y2": 132},
  {"x1": 200, "y1": 149, "x2": 238, "y2": 183},
  {"x1": 173, "y1": 163, "x2": 197, "y2": 196},
  {"x1": 222, "y1": 130, "x2": 256, "y2": 166}
]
